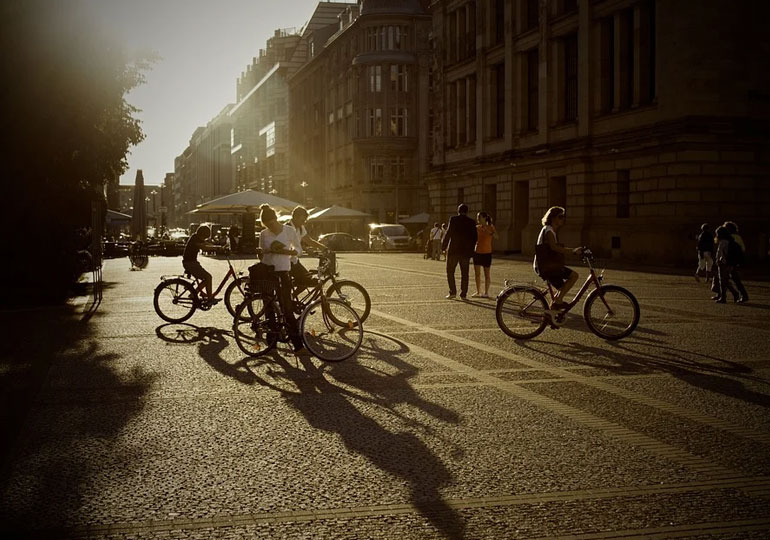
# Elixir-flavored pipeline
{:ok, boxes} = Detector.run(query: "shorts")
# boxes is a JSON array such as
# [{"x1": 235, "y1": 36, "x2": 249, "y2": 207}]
[
  {"x1": 540, "y1": 267, "x2": 575, "y2": 289},
  {"x1": 183, "y1": 260, "x2": 211, "y2": 282},
  {"x1": 473, "y1": 252, "x2": 492, "y2": 267}
]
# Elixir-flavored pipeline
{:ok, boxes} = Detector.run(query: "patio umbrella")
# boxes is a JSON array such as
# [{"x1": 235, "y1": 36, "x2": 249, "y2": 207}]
[
  {"x1": 130, "y1": 170, "x2": 146, "y2": 239},
  {"x1": 308, "y1": 205, "x2": 371, "y2": 221},
  {"x1": 106, "y1": 209, "x2": 132, "y2": 224},
  {"x1": 188, "y1": 190, "x2": 301, "y2": 215},
  {"x1": 399, "y1": 212, "x2": 431, "y2": 224}
]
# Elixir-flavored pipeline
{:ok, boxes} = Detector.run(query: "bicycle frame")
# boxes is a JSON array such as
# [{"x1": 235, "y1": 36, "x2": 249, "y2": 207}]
[
  {"x1": 542, "y1": 253, "x2": 612, "y2": 314},
  {"x1": 188, "y1": 259, "x2": 241, "y2": 299}
]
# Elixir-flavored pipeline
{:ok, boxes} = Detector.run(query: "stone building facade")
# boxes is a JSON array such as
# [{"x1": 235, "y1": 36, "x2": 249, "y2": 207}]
[
  {"x1": 288, "y1": 0, "x2": 433, "y2": 222},
  {"x1": 173, "y1": 106, "x2": 233, "y2": 225},
  {"x1": 230, "y1": 3, "x2": 351, "y2": 197},
  {"x1": 426, "y1": 0, "x2": 770, "y2": 263}
]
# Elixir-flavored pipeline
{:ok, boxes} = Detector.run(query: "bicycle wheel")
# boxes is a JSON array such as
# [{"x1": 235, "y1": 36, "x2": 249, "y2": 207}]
[
  {"x1": 495, "y1": 286, "x2": 549, "y2": 340},
  {"x1": 583, "y1": 285, "x2": 640, "y2": 340},
  {"x1": 325, "y1": 280, "x2": 371, "y2": 325},
  {"x1": 154, "y1": 278, "x2": 197, "y2": 323},
  {"x1": 300, "y1": 298, "x2": 362, "y2": 362},
  {"x1": 225, "y1": 276, "x2": 251, "y2": 319},
  {"x1": 232, "y1": 300, "x2": 279, "y2": 357}
]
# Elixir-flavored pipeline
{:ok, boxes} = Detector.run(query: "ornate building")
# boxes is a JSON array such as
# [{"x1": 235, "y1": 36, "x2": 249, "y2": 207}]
[
  {"x1": 427, "y1": 0, "x2": 770, "y2": 262},
  {"x1": 288, "y1": 0, "x2": 433, "y2": 222}
]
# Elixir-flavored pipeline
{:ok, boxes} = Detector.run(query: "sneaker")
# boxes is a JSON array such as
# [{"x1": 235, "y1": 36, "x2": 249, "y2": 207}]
[
  {"x1": 445, "y1": 293, "x2": 456, "y2": 299},
  {"x1": 736, "y1": 297, "x2": 748, "y2": 303},
  {"x1": 714, "y1": 298, "x2": 726, "y2": 303},
  {"x1": 544, "y1": 310, "x2": 564, "y2": 328}
]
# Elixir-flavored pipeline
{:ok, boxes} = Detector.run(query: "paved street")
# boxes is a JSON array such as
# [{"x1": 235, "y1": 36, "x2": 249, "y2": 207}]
[{"x1": 1, "y1": 253, "x2": 770, "y2": 539}]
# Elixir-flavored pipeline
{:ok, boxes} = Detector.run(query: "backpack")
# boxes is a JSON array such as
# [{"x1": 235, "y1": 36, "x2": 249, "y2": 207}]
[{"x1": 726, "y1": 237, "x2": 744, "y2": 266}]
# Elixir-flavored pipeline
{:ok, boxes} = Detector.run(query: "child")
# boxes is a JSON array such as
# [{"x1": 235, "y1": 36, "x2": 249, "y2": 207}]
[{"x1": 695, "y1": 223, "x2": 713, "y2": 282}]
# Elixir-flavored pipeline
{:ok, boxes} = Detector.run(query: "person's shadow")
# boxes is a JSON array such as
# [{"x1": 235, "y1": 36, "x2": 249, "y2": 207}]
[{"x1": 241, "y1": 332, "x2": 466, "y2": 539}]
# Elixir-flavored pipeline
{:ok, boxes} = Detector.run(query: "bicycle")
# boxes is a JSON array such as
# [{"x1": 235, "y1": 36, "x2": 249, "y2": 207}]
[
  {"x1": 233, "y1": 252, "x2": 371, "y2": 326},
  {"x1": 495, "y1": 248, "x2": 640, "y2": 340},
  {"x1": 232, "y1": 274, "x2": 363, "y2": 362},
  {"x1": 129, "y1": 241, "x2": 149, "y2": 270},
  {"x1": 153, "y1": 257, "x2": 250, "y2": 323}
]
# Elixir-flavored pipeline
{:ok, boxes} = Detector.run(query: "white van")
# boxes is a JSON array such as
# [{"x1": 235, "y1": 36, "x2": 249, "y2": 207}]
[{"x1": 369, "y1": 223, "x2": 413, "y2": 251}]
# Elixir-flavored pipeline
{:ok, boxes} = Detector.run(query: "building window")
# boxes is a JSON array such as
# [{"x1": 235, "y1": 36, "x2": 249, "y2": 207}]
[
  {"x1": 600, "y1": 16, "x2": 615, "y2": 113},
  {"x1": 390, "y1": 108, "x2": 408, "y2": 136},
  {"x1": 390, "y1": 156, "x2": 406, "y2": 183},
  {"x1": 390, "y1": 65, "x2": 408, "y2": 92},
  {"x1": 370, "y1": 156, "x2": 386, "y2": 184},
  {"x1": 525, "y1": 0, "x2": 539, "y2": 31},
  {"x1": 526, "y1": 48, "x2": 539, "y2": 131},
  {"x1": 564, "y1": 34, "x2": 578, "y2": 122},
  {"x1": 617, "y1": 170, "x2": 630, "y2": 218},
  {"x1": 369, "y1": 65, "x2": 381, "y2": 92},
  {"x1": 447, "y1": 82, "x2": 457, "y2": 147},
  {"x1": 494, "y1": 0, "x2": 504, "y2": 44},
  {"x1": 491, "y1": 63, "x2": 505, "y2": 138},
  {"x1": 366, "y1": 27, "x2": 377, "y2": 51},
  {"x1": 367, "y1": 108, "x2": 383, "y2": 136}
]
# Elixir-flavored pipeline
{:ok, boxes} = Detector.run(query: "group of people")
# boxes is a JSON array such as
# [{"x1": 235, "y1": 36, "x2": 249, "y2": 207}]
[
  {"x1": 696, "y1": 221, "x2": 749, "y2": 303},
  {"x1": 440, "y1": 204, "x2": 498, "y2": 299},
  {"x1": 182, "y1": 204, "x2": 327, "y2": 353}
]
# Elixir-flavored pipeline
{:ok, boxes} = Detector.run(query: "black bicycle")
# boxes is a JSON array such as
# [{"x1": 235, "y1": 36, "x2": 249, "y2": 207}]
[
  {"x1": 232, "y1": 252, "x2": 370, "y2": 326},
  {"x1": 232, "y1": 273, "x2": 363, "y2": 362}
]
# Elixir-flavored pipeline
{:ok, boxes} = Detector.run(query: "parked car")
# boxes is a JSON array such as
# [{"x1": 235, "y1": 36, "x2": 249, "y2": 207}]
[
  {"x1": 368, "y1": 224, "x2": 413, "y2": 251},
  {"x1": 318, "y1": 232, "x2": 368, "y2": 252}
]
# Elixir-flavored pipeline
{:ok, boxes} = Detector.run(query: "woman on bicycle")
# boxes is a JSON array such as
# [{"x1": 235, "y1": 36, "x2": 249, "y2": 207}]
[
  {"x1": 258, "y1": 204, "x2": 304, "y2": 352},
  {"x1": 534, "y1": 206, "x2": 582, "y2": 310}
]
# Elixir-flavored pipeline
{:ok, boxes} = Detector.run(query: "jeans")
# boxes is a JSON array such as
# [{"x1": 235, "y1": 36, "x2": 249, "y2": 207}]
[{"x1": 446, "y1": 254, "x2": 470, "y2": 296}]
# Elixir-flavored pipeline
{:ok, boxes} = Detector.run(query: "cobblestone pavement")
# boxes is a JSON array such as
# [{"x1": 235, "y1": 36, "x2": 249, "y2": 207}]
[{"x1": 1, "y1": 253, "x2": 769, "y2": 539}]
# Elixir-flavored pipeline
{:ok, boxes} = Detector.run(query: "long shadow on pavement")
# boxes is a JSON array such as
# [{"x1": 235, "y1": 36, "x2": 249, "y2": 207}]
[
  {"x1": 222, "y1": 331, "x2": 468, "y2": 540},
  {"x1": 0, "y1": 303, "x2": 157, "y2": 534}
]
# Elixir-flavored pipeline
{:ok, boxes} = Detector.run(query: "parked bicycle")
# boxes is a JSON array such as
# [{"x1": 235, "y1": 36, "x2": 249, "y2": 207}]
[
  {"x1": 129, "y1": 241, "x2": 149, "y2": 270},
  {"x1": 495, "y1": 248, "x2": 640, "y2": 340},
  {"x1": 232, "y1": 272, "x2": 363, "y2": 362},
  {"x1": 233, "y1": 252, "x2": 371, "y2": 326},
  {"x1": 153, "y1": 257, "x2": 249, "y2": 323}
]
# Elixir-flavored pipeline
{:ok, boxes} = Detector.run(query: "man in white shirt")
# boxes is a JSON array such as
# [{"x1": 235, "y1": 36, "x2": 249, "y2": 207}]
[
  {"x1": 289, "y1": 206, "x2": 327, "y2": 292},
  {"x1": 430, "y1": 222, "x2": 442, "y2": 260}
]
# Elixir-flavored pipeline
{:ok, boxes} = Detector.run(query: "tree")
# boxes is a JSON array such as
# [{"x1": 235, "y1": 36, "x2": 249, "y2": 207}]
[{"x1": 0, "y1": 0, "x2": 154, "y2": 304}]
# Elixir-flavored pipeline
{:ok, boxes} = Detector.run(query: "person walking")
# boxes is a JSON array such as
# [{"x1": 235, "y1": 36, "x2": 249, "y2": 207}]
[
  {"x1": 441, "y1": 204, "x2": 477, "y2": 299},
  {"x1": 695, "y1": 223, "x2": 713, "y2": 282},
  {"x1": 471, "y1": 212, "x2": 497, "y2": 298},
  {"x1": 723, "y1": 221, "x2": 749, "y2": 303},
  {"x1": 429, "y1": 222, "x2": 442, "y2": 260},
  {"x1": 713, "y1": 225, "x2": 740, "y2": 303}
]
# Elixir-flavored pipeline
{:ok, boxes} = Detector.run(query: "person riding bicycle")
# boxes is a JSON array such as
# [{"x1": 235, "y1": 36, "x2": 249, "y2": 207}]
[
  {"x1": 183, "y1": 225, "x2": 218, "y2": 304},
  {"x1": 258, "y1": 204, "x2": 305, "y2": 353},
  {"x1": 534, "y1": 206, "x2": 583, "y2": 312},
  {"x1": 288, "y1": 206, "x2": 328, "y2": 293}
]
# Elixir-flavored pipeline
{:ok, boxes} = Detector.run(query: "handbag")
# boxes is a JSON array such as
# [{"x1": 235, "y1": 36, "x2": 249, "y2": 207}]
[
  {"x1": 535, "y1": 242, "x2": 565, "y2": 276},
  {"x1": 248, "y1": 262, "x2": 278, "y2": 295}
]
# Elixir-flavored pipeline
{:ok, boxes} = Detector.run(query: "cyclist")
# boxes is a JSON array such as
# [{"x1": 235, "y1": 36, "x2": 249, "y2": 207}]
[
  {"x1": 183, "y1": 224, "x2": 218, "y2": 304},
  {"x1": 534, "y1": 206, "x2": 582, "y2": 312},
  {"x1": 288, "y1": 206, "x2": 328, "y2": 292},
  {"x1": 258, "y1": 204, "x2": 304, "y2": 352}
]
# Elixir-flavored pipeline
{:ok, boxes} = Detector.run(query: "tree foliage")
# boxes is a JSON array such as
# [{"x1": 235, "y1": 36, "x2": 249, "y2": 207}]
[{"x1": 0, "y1": 0, "x2": 154, "y2": 304}]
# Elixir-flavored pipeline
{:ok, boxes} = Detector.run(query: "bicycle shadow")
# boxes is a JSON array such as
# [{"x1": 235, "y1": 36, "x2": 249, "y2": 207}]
[
  {"x1": 569, "y1": 341, "x2": 770, "y2": 409},
  {"x1": 519, "y1": 337, "x2": 768, "y2": 409},
  {"x1": 239, "y1": 332, "x2": 466, "y2": 539},
  {"x1": 155, "y1": 323, "x2": 258, "y2": 385}
]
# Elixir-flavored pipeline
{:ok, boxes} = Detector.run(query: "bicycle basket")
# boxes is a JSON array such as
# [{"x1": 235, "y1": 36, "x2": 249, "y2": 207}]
[
  {"x1": 248, "y1": 262, "x2": 278, "y2": 295},
  {"x1": 318, "y1": 252, "x2": 337, "y2": 277}
]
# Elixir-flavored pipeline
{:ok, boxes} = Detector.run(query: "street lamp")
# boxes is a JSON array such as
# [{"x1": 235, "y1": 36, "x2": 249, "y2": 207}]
[{"x1": 299, "y1": 181, "x2": 308, "y2": 205}]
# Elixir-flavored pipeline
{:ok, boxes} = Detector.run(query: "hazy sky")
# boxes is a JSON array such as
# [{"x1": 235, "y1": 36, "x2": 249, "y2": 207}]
[{"x1": 86, "y1": 0, "x2": 350, "y2": 186}]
